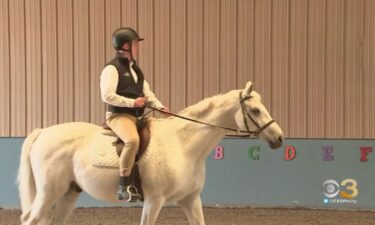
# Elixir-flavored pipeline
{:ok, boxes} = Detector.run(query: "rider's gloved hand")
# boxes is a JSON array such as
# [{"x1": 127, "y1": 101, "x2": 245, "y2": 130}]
[
  {"x1": 159, "y1": 107, "x2": 169, "y2": 113},
  {"x1": 134, "y1": 97, "x2": 146, "y2": 108}
]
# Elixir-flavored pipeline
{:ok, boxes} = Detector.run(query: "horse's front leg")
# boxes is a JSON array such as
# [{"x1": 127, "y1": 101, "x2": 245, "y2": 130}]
[
  {"x1": 177, "y1": 193, "x2": 205, "y2": 225},
  {"x1": 140, "y1": 197, "x2": 165, "y2": 225}
]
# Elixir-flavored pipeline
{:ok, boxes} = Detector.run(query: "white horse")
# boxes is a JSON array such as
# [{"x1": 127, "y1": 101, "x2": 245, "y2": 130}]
[{"x1": 18, "y1": 81, "x2": 283, "y2": 225}]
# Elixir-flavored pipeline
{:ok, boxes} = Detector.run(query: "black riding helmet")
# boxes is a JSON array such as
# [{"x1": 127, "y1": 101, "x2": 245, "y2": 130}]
[{"x1": 112, "y1": 27, "x2": 144, "y2": 51}]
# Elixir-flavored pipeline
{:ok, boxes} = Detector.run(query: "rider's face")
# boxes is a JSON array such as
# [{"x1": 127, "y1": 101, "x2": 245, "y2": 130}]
[
  {"x1": 122, "y1": 41, "x2": 139, "y2": 60},
  {"x1": 131, "y1": 41, "x2": 139, "y2": 59}
]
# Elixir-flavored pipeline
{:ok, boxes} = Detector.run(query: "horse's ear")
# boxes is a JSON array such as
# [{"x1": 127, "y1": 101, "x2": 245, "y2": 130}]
[{"x1": 243, "y1": 81, "x2": 254, "y2": 96}]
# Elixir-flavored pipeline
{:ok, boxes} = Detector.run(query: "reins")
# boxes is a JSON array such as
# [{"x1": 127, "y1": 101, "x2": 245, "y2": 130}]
[
  {"x1": 142, "y1": 91, "x2": 275, "y2": 138},
  {"x1": 144, "y1": 105, "x2": 256, "y2": 138}
]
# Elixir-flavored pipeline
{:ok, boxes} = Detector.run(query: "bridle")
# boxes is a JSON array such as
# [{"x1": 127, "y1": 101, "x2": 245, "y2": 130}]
[
  {"x1": 239, "y1": 91, "x2": 275, "y2": 137},
  {"x1": 144, "y1": 91, "x2": 275, "y2": 137}
]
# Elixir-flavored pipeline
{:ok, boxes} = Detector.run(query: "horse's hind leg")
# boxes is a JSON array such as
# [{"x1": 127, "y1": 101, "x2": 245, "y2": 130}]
[
  {"x1": 22, "y1": 190, "x2": 64, "y2": 225},
  {"x1": 23, "y1": 172, "x2": 72, "y2": 225},
  {"x1": 48, "y1": 183, "x2": 81, "y2": 225},
  {"x1": 177, "y1": 194, "x2": 205, "y2": 225},
  {"x1": 23, "y1": 183, "x2": 79, "y2": 225}
]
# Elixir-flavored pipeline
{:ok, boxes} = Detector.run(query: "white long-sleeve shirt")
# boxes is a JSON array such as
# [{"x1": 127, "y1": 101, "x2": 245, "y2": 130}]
[{"x1": 100, "y1": 61, "x2": 164, "y2": 112}]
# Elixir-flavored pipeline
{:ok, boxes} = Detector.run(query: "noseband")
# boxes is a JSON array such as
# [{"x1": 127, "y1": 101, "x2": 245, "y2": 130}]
[{"x1": 239, "y1": 91, "x2": 275, "y2": 137}]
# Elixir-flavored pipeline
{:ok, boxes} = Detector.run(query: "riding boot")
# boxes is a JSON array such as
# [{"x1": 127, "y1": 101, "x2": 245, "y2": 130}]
[{"x1": 116, "y1": 176, "x2": 140, "y2": 202}]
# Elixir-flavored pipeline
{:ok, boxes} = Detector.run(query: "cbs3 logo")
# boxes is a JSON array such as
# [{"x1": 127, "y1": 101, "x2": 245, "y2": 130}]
[{"x1": 322, "y1": 179, "x2": 359, "y2": 199}]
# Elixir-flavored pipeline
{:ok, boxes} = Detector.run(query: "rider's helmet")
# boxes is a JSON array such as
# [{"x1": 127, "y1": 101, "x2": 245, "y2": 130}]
[{"x1": 112, "y1": 27, "x2": 144, "y2": 51}]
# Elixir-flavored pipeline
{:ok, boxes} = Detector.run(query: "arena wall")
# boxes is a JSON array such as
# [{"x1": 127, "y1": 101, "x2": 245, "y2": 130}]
[
  {"x1": 1, "y1": 0, "x2": 374, "y2": 138},
  {"x1": 1, "y1": 138, "x2": 374, "y2": 209}
]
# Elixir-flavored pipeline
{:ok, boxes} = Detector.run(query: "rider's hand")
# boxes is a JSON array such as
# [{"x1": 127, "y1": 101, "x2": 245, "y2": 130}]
[
  {"x1": 134, "y1": 97, "x2": 146, "y2": 108},
  {"x1": 159, "y1": 107, "x2": 169, "y2": 113}
]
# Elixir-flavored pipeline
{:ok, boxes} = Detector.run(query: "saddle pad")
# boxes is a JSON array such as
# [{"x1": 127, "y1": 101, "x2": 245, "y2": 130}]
[{"x1": 88, "y1": 131, "x2": 120, "y2": 168}]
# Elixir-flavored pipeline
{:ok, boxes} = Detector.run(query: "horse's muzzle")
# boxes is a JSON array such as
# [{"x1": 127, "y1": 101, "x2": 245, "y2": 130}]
[{"x1": 269, "y1": 136, "x2": 283, "y2": 149}]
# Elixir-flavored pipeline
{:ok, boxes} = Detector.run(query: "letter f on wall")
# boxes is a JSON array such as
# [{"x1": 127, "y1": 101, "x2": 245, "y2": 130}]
[{"x1": 360, "y1": 147, "x2": 373, "y2": 162}]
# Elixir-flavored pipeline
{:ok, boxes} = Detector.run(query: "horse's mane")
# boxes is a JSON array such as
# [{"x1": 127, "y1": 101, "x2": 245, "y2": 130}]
[{"x1": 177, "y1": 90, "x2": 239, "y2": 119}]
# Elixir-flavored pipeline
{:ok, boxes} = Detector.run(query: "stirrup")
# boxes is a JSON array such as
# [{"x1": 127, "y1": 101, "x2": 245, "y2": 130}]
[
  {"x1": 116, "y1": 185, "x2": 141, "y2": 202},
  {"x1": 126, "y1": 185, "x2": 141, "y2": 202}
]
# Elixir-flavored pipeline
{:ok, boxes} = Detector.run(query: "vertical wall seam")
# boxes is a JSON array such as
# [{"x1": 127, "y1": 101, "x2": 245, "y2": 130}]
[
  {"x1": 361, "y1": 0, "x2": 366, "y2": 137},
  {"x1": 324, "y1": 0, "x2": 327, "y2": 138},
  {"x1": 183, "y1": 1, "x2": 189, "y2": 108},
  {"x1": 7, "y1": 0, "x2": 12, "y2": 135},
  {"x1": 103, "y1": 0, "x2": 107, "y2": 116},
  {"x1": 55, "y1": 0, "x2": 59, "y2": 123},
  {"x1": 120, "y1": 0, "x2": 122, "y2": 26},
  {"x1": 39, "y1": 0, "x2": 43, "y2": 128},
  {"x1": 88, "y1": 0, "x2": 92, "y2": 122},
  {"x1": 235, "y1": 0, "x2": 238, "y2": 87},
  {"x1": 287, "y1": 0, "x2": 291, "y2": 136},
  {"x1": 343, "y1": 0, "x2": 347, "y2": 137},
  {"x1": 270, "y1": 0, "x2": 273, "y2": 114},
  {"x1": 305, "y1": 0, "x2": 310, "y2": 137},
  {"x1": 152, "y1": 0, "x2": 155, "y2": 90},
  {"x1": 169, "y1": 0, "x2": 172, "y2": 107},
  {"x1": 200, "y1": 0, "x2": 204, "y2": 101},
  {"x1": 218, "y1": 0, "x2": 222, "y2": 93},
  {"x1": 72, "y1": 0, "x2": 75, "y2": 121},
  {"x1": 23, "y1": 0, "x2": 27, "y2": 134},
  {"x1": 136, "y1": 0, "x2": 139, "y2": 30},
  {"x1": 252, "y1": 0, "x2": 257, "y2": 83}
]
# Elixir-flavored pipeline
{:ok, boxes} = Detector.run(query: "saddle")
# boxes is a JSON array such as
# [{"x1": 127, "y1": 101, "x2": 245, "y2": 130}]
[
  {"x1": 100, "y1": 117, "x2": 152, "y2": 202},
  {"x1": 102, "y1": 117, "x2": 151, "y2": 162}
]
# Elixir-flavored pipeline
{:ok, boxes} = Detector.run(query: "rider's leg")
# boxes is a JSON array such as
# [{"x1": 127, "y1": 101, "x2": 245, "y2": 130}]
[{"x1": 107, "y1": 113, "x2": 140, "y2": 200}]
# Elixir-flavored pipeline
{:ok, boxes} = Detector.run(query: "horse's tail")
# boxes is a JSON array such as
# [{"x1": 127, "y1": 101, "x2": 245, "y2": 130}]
[{"x1": 18, "y1": 128, "x2": 42, "y2": 213}]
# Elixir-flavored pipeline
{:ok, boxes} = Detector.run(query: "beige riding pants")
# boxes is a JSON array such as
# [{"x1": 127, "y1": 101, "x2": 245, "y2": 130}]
[{"x1": 106, "y1": 113, "x2": 140, "y2": 176}]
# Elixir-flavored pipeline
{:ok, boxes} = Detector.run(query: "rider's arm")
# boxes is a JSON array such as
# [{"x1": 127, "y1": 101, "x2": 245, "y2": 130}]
[
  {"x1": 143, "y1": 80, "x2": 165, "y2": 109},
  {"x1": 100, "y1": 65, "x2": 136, "y2": 108}
]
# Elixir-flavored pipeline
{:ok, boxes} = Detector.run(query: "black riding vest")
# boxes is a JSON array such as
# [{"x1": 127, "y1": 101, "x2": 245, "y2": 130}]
[{"x1": 106, "y1": 56, "x2": 145, "y2": 116}]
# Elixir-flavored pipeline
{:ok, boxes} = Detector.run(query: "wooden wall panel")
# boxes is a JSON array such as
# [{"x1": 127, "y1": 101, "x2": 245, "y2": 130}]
[
  {"x1": 307, "y1": 0, "x2": 326, "y2": 138},
  {"x1": 105, "y1": 0, "x2": 121, "y2": 61},
  {"x1": 364, "y1": 0, "x2": 375, "y2": 138},
  {"x1": 138, "y1": 0, "x2": 154, "y2": 90},
  {"x1": 0, "y1": 0, "x2": 10, "y2": 136},
  {"x1": 25, "y1": 0, "x2": 42, "y2": 134},
  {"x1": 289, "y1": 0, "x2": 308, "y2": 137},
  {"x1": 121, "y1": 0, "x2": 138, "y2": 29},
  {"x1": 220, "y1": 0, "x2": 237, "y2": 93},
  {"x1": 41, "y1": 0, "x2": 58, "y2": 128},
  {"x1": 57, "y1": 0, "x2": 74, "y2": 123},
  {"x1": 154, "y1": 0, "x2": 171, "y2": 110},
  {"x1": 272, "y1": 0, "x2": 289, "y2": 136},
  {"x1": 73, "y1": 0, "x2": 90, "y2": 122},
  {"x1": 203, "y1": 0, "x2": 220, "y2": 98},
  {"x1": 171, "y1": 0, "x2": 187, "y2": 112},
  {"x1": 89, "y1": 0, "x2": 106, "y2": 124},
  {"x1": 187, "y1": 0, "x2": 205, "y2": 109},
  {"x1": 344, "y1": 0, "x2": 364, "y2": 138},
  {"x1": 237, "y1": 0, "x2": 255, "y2": 87},
  {"x1": 254, "y1": 0, "x2": 272, "y2": 109},
  {"x1": 1, "y1": 0, "x2": 374, "y2": 138},
  {"x1": 187, "y1": 0, "x2": 203, "y2": 106},
  {"x1": 326, "y1": 0, "x2": 345, "y2": 137},
  {"x1": 9, "y1": 0, "x2": 26, "y2": 136}
]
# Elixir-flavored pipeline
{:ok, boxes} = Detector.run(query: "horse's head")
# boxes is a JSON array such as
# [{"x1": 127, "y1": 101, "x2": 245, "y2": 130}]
[{"x1": 234, "y1": 81, "x2": 284, "y2": 149}]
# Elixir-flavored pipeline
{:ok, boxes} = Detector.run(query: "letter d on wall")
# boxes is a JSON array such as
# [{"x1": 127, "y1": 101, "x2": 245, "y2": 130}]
[{"x1": 284, "y1": 145, "x2": 296, "y2": 161}]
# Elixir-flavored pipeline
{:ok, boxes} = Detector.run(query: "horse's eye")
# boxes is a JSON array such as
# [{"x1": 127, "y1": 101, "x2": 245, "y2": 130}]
[{"x1": 252, "y1": 108, "x2": 260, "y2": 114}]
